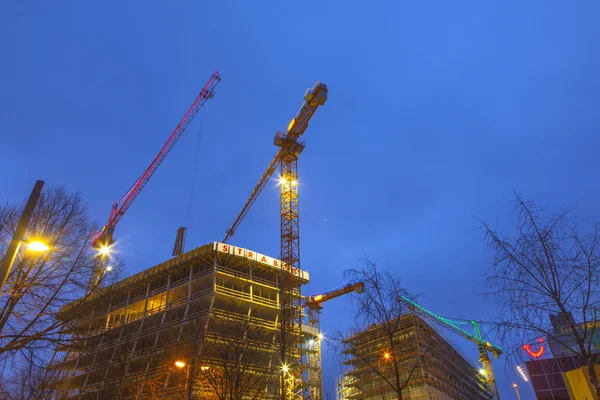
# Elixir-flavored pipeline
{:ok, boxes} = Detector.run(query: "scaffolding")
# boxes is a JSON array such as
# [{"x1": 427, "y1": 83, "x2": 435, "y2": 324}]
[
  {"x1": 49, "y1": 242, "x2": 309, "y2": 399},
  {"x1": 339, "y1": 314, "x2": 492, "y2": 400}
]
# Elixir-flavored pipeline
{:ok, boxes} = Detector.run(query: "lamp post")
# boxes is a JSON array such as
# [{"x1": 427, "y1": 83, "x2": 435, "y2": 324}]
[
  {"x1": 0, "y1": 180, "x2": 47, "y2": 293},
  {"x1": 512, "y1": 383, "x2": 521, "y2": 400},
  {"x1": 175, "y1": 361, "x2": 192, "y2": 400},
  {"x1": 377, "y1": 352, "x2": 391, "y2": 400}
]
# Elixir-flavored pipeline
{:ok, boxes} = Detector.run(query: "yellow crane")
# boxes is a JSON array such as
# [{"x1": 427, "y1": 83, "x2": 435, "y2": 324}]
[{"x1": 223, "y1": 81, "x2": 328, "y2": 399}]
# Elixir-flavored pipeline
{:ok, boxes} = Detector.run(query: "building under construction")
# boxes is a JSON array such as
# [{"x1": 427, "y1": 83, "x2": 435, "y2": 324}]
[
  {"x1": 339, "y1": 314, "x2": 492, "y2": 400},
  {"x1": 50, "y1": 242, "x2": 309, "y2": 399}
]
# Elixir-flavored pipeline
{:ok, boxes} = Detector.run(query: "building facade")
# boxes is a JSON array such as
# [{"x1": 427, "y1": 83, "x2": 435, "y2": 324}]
[
  {"x1": 548, "y1": 311, "x2": 600, "y2": 357},
  {"x1": 50, "y1": 242, "x2": 309, "y2": 399},
  {"x1": 340, "y1": 314, "x2": 492, "y2": 400}
]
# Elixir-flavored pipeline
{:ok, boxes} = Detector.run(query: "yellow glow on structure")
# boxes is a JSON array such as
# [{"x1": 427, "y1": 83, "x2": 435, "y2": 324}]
[
  {"x1": 291, "y1": 180, "x2": 298, "y2": 186},
  {"x1": 479, "y1": 368, "x2": 486, "y2": 376},
  {"x1": 282, "y1": 364, "x2": 289, "y2": 373},
  {"x1": 26, "y1": 241, "x2": 50, "y2": 252},
  {"x1": 175, "y1": 361, "x2": 186, "y2": 368},
  {"x1": 200, "y1": 366, "x2": 209, "y2": 371},
  {"x1": 383, "y1": 352, "x2": 390, "y2": 359},
  {"x1": 287, "y1": 118, "x2": 296, "y2": 132}
]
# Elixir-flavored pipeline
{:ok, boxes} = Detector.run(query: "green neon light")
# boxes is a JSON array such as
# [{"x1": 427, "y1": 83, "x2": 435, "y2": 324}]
[{"x1": 400, "y1": 296, "x2": 503, "y2": 353}]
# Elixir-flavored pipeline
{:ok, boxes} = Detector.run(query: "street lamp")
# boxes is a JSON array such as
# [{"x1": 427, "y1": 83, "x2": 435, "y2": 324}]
[
  {"x1": 0, "y1": 180, "x2": 46, "y2": 292},
  {"x1": 175, "y1": 360, "x2": 192, "y2": 400},
  {"x1": 378, "y1": 352, "x2": 391, "y2": 400},
  {"x1": 512, "y1": 383, "x2": 521, "y2": 400},
  {"x1": 25, "y1": 240, "x2": 50, "y2": 252}
]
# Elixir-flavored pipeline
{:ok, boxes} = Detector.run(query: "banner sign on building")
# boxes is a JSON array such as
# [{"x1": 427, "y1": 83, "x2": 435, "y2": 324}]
[{"x1": 213, "y1": 242, "x2": 309, "y2": 281}]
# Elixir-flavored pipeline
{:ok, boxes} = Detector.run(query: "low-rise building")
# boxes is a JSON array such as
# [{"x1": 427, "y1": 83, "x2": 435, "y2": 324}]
[{"x1": 340, "y1": 314, "x2": 491, "y2": 400}]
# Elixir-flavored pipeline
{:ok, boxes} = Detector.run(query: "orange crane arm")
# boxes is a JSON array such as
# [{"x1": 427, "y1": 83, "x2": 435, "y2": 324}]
[{"x1": 305, "y1": 282, "x2": 365, "y2": 309}]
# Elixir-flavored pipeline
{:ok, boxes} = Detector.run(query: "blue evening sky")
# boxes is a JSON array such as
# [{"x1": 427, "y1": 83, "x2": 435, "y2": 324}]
[{"x1": 2, "y1": 2, "x2": 600, "y2": 398}]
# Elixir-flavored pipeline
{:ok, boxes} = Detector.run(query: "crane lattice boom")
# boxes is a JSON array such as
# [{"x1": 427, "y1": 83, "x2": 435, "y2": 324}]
[
  {"x1": 400, "y1": 295, "x2": 502, "y2": 400},
  {"x1": 92, "y1": 70, "x2": 221, "y2": 249}
]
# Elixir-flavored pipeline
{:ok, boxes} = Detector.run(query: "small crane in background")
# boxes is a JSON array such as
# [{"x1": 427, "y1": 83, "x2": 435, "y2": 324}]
[
  {"x1": 400, "y1": 296, "x2": 502, "y2": 400},
  {"x1": 88, "y1": 71, "x2": 221, "y2": 290},
  {"x1": 303, "y1": 282, "x2": 365, "y2": 400}
]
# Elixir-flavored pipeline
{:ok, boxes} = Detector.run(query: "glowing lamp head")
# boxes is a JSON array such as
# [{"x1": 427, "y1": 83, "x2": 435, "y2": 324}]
[
  {"x1": 308, "y1": 339, "x2": 315, "y2": 346},
  {"x1": 98, "y1": 245, "x2": 111, "y2": 257},
  {"x1": 318, "y1": 333, "x2": 324, "y2": 340},
  {"x1": 175, "y1": 361, "x2": 186, "y2": 368},
  {"x1": 105, "y1": 266, "x2": 113, "y2": 272},
  {"x1": 383, "y1": 352, "x2": 390, "y2": 359},
  {"x1": 200, "y1": 366, "x2": 209, "y2": 371},
  {"x1": 512, "y1": 383, "x2": 517, "y2": 388},
  {"x1": 26, "y1": 240, "x2": 50, "y2": 252},
  {"x1": 282, "y1": 364, "x2": 289, "y2": 373},
  {"x1": 479, "y1": 368, "x2": 486, "y2": 376}
]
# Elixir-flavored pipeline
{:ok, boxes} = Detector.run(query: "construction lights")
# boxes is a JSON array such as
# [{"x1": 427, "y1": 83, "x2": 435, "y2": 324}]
[
  {"x1": 175, "y1": 361, "x2": 186, "y2": 368},
  {"x1": 479, "y1": 368, "x2": 486, "y2": 376},
  {"x1": 318, "y1": 333, "x2": 324, "y2": 340},
  {"x1": 282, "y1": 364, "x2": 289, "y2": 373},
  {"x1": 383, "y1": 352, "x2": 391, "y2": 359},
  {"x1": 516, "y1": 365, "x2": 529, "y2": 382}
]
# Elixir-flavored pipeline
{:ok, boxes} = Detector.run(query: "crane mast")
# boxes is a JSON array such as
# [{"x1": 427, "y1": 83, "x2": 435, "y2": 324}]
[
  {"x1": 303, "y1": 282, "x2": 364, "y2": 400},
  {"x1": 88, "y1": 71, "x2": 220, "y2": 290},
  {"x1": 400, "y1": 296, "x2": 502, "y2": 400},
  {"x1": 223, "y1": 81, "x2": 327, "y2": 400},
  {"x1": 274, "y1": 82, "x2": 327, "y2": 400}
]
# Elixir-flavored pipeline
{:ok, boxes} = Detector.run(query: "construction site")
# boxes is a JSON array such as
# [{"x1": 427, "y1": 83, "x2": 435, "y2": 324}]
[
  {"x1": 337, "y1": 314, "x2": 493, "y2": 400},
  {"x1": 48, "y1": 71, "x2": 503, "y2": 399}
]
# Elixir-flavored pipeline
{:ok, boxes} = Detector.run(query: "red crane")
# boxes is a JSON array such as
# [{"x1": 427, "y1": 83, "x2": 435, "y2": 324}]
[{"x1": 91, "y1": 70, "x2": 221, "y2": 251}]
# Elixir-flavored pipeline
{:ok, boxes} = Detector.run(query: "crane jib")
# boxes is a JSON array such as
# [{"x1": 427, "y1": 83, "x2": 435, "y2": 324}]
[{"x1": 92, "y1": 70, "x2": 221, "y2": 248}]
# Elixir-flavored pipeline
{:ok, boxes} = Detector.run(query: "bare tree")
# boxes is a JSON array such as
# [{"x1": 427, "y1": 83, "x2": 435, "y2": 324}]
[
  {"x1": 481, "y1": 192, "x2": 600, "y2": 395},
  {"x1": 192, "y1": 318, "x2": 278, "y2": 400},
  {"x1": 0, "y1": 186, "x2": 124, "y2": 396},
  {"x1": 338, "y1": 260, "x2": 428, "y2": 400}
]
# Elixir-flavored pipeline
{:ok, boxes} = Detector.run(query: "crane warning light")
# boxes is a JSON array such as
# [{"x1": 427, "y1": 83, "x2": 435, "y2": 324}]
[{"x1": 523, "y1": 338, "x2": 545, "y2": 358}]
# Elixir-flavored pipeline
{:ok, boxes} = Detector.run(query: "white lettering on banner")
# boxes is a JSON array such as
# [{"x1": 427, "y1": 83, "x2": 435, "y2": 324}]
[{"x1": 212, "y1": 242, "x2": 308, "y2": 280}]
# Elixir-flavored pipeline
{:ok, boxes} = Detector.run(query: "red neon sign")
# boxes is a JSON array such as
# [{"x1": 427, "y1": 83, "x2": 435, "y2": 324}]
[{"x1": 523, "y1": 338, "x2": 545, "y2": 358}]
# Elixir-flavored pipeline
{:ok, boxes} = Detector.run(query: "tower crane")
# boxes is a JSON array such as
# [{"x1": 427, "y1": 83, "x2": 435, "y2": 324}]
[
  {"x1": 88, "y1": 71, "x2": 221, "y2": 289},
  {"x1": 303, "y1": 282, "x2": 365, "y2": 400},
  {"x1": 222, "y1": 81, "x2": 328, "y2": 400},
  {"x1": 400, "y1": 296, "x2": 502, "y2": 400}
]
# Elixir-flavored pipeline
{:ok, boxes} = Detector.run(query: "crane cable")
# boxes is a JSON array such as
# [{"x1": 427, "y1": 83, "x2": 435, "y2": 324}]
[{"x1": 186, "y1": 107, "x2": 205, "y2": 232}]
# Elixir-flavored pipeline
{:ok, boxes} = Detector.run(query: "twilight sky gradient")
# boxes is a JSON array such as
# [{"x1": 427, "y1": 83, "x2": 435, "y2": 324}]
[{"x1": 2, "y1": 2, "x2": 600, "y2": 398}]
